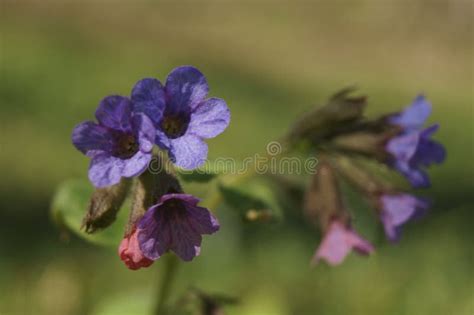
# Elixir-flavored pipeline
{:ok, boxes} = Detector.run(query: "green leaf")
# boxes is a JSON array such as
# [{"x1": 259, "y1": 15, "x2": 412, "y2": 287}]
[
  {"x1": 176, "y1": 161, "x2": 229, "y2": 183},
  {"x1": 50, "y1": 179, "x2": 127, "y2": 247},
  {"x1": 287, "y1": 87, "x2": 367, "y2": 145},
  {"x1": 177, "y1": 170, "x2": 218, "y2": 183},
  {"x1": 218, "y1": 178, "x2": 284, "y2": 222}
]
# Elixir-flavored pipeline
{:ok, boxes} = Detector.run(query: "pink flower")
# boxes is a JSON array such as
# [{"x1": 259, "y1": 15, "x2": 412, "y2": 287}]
[
  {"x1": 313, "y1": 221, "x2": 374, "y2": 266},
  {"x1": 118, "y1": 227, "x2": 154, "y2": 270}
]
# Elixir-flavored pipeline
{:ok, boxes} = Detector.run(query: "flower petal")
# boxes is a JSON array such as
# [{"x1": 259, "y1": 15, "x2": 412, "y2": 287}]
[
  {"x1": 137, "y1": 193, "x2": 216, "y2": 262},
  {"x1": 132, "y1": 113, "x2": 156, "y2": 153},
  {"x1": 122, "y1": 151, "x2": 152, "y2": 178},
  {"x1": 313, "y1": 221, "x2": 373, "y2": 265},
  {"x1": 348, "y1": 231, "x2": 374, "y2": 256},
  {"x1": 381, "y1": 215, "x2": 400, "y2": 242},
  {"x1": 188, "y1": 98, "x2": 230, "y2": 138},
  {"x1": 420, "y1": 124, "x2": 439, "y2": 138},
  {"x1": 170, "y1": 221, "x2": 202, "y2": 261},
  {"x1": 72, "y1": 121, "x2": 116, "y2": 156},
  {"x1": 155, "y1": 129, "x2": 172, "y2": 150},
  {"x1": 131, "y1": 78, "x2": 166, "y2": 125},
  {"x1": 95, "y1": 95, "x2": 133, "y2": 131},
  {"x1": 160, "y1": 193, "x2": 200, "y2": 206},
  {"x1": 380, "y1": 194, "x2": 429, "y2": 241},
  {"x1": 169, "y1": 134, "x2": 208, "y2": 169},
  {"x1": 393, "y1": 160, "x2": 430, "y2": 188},
  {"x1": 381, "y1": 194, "x2": 418, "y2": 226},
  {"x1": 412, "y1": 125, "x2": 446, "y2": 166},
  {"x1": 389, "y1": 95, "x2": 431, "y2": 130},
  {"x1": 118, "y1": 228, "x2": 154, "y2": 270},
  {"x1": 386, "y1": 131, "x2": 420, "y2": 162},
  {"x1": 165, "y1": 66, "x2": 209, "y2": 113},
  {"x1": 186, "y1": 205, "x2": 220, "y2": 235},
  {"x1": 88, "y1": 153, "x2": 125, "y2": 188},
  {"x1": 387, "y1": 127, "x2": 443, "y2": 188},
  {"x1": 314, "y1": 222, "x2": 352, "y2": 265},
  {"x1": 138, "y1": 206, "x2": 172, "y2": 260}
]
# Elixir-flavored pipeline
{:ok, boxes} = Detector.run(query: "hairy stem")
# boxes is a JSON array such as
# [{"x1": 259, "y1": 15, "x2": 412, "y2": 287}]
[{"x1": 153, "y1": 254, "x2": 180, "y2": 315}]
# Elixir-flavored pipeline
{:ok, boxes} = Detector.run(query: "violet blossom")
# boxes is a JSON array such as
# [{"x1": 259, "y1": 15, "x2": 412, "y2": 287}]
[
  {"x1": 137, "y1": 193, "x2": 220, "y2": 261},
  {"x1": 386, "y1": 95, "x2": 446, "y2": 188},
  {"x1": 72, "y1": 95, "x2": 155, "y2": 187},
  {"x1": 131, "y1": 66, "x2": 230, "y2": 169},
  {"x1": 379, "y1": 193, "x2": 429, "y2": 242}
]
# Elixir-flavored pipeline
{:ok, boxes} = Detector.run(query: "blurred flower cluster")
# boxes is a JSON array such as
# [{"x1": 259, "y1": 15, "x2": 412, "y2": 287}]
[{"x1": 288, "y1": 91, "x2": 446, "y2": 265}]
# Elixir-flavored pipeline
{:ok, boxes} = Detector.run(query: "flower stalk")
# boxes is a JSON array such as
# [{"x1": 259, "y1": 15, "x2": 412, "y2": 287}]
[{"x1": 154, "y1": 254, "x2": 180, "y2": 315}]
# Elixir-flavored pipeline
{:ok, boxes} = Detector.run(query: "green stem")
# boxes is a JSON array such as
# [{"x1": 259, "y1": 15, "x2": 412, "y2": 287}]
[{"x1": 153, "y1": 254, "x2": 180, "y2": 315}]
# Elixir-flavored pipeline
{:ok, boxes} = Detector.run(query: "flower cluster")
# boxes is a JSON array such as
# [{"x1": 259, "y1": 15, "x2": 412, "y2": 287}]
[
  {"x1": 297, "y1": 92, "x2": 445, "y2": 265},
  {"x1": 71, "y1": 71, "x2": 445, "y2": 271},
  {"x1": 72, "y1": 66, "x2": 229, "y2": 269},
  {"x1": 73, "y1": 66, "x2": 230, "y2": 188}
]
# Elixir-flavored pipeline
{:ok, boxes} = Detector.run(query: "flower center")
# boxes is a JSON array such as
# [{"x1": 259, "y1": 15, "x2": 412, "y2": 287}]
[
  {"x1": 160, "y1": 198, "x2": 188, "y2": 221},
  {"x1": 161, "y1": 115, "x2": 189, "y2": 139},
  {"x1": 165, "y1": 199, "x2": 186, "y2": 212},
  {"x1": 114, "y1": 133, "x2": 139, "y2": 159}
]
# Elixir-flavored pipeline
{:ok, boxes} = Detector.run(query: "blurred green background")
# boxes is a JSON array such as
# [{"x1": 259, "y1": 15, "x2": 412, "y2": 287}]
[{"x1": 1, "y1": 1, "x2": 473, "y2": 315}]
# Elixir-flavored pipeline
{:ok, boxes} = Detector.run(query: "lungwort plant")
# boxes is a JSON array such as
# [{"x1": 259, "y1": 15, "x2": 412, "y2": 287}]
[{"x1": 51, "y1": 66, "x2": 445, "y2": 315}]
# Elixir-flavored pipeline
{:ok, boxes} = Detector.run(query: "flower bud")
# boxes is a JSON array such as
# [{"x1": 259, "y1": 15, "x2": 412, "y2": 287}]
[
  {"x1": 304, "y1": 160, "x2": 348, "y2": 231},
  {"x1": 288, "y1": 88, "x2": 366, "y2": 144},
  {"x1": 331, "y1": 130, "x2": 396, "y2": 160},
  {"x1": 305, "y1": 159, "x2": 374, "y2": 265},
  {"x1": 82, "y1": 178, "x2": 131, "y2": 233},
  {"x1": 125, "y1": 171, "x2": 154, "y2": 236},
  {"x1": 332, "y1": 155, "x2": 393, "y2": 197},
  {"x1": 118, "y1": 227, "x2": 153, "y2": 270}
]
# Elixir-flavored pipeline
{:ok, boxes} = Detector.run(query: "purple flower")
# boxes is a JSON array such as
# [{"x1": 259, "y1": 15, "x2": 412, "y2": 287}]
[
  {"x1": 380, "y1": 194, "x2": 429, "y2": 242},
  {"x1": 72, "y1": 95, "x2": 155, "y2": 187},
  {"x1": 131, "y1": 66, "x2": 230, "y2": 169},
  {"x1": 313, "y1": 221, "x2": 374, "y2": 266},
  {"x1": 137, "y1": 193, "x2": 220, "y2": 261},
  {"x1": 389, "y1": 95, "x2": 432, "y2": 131},
  {"x1": 386, "y1": 95, "x2": 446, "y2": 188}
]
